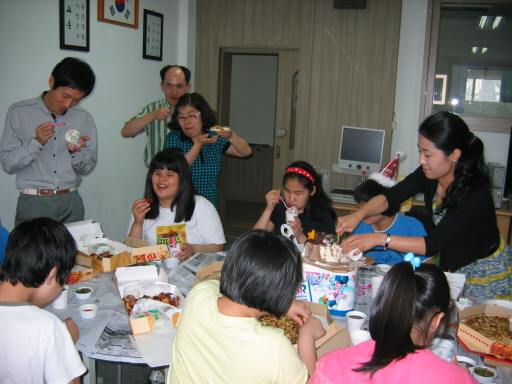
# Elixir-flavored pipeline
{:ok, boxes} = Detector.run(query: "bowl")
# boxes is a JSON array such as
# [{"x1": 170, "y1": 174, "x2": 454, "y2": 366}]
[
  {"x1": 473, "y1": 366, "x2": 497, "y2": 383},
  {"x1": 455, "y1": 356, "x2": 476, "y2": 374},
  {"x1": 79, "y1": 304, "x2": 98, "y2": 319},
  {"x1": 74, "y1": 286, "x2": 93, "y2": 299}
]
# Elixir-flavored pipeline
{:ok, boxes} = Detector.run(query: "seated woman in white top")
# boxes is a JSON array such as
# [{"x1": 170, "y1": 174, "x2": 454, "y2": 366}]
[{"x1": 128, "y1": 148, "x2": 225, "y2": 261}]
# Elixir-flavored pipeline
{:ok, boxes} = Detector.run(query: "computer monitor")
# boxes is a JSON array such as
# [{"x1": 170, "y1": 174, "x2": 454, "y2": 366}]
[{"x1": 333, "y1": 126, "x2": 386, "y2": 176}]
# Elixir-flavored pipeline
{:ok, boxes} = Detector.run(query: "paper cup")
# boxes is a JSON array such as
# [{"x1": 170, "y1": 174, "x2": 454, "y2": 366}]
[
  {"x1": 165, "y1": 257, "x2": 180, "y2": 269},
  {"x1": 350, "y1": 330, "x2": 371, "y2": 345},
  {"x1": 79, "y1": 304, "x2": 98, "y2": 319},
  {"x1": 65, "y1": 129, "x2": 80, "y2": 145},
  {"x1": 376, "y1": 264, "x2": 392, "y2": 274},
  {"x1": 53, "y1": 285, "x2": 69, "y2": 309},
  {"x1": 286, "y1": 211, "x2": 298, "y2": 223},
  {"x1": 74, "y1": 286, "x2": 93, "y2": 299},
  {"x1": 371, "y1": 276, "x2": 384, "y2": 297},
  {"x1": 455, "y1": 356, "x2": 476, "y2": 375},
  {"x1": 346, "y1": 311, "x2": 367, "y2": 332}
]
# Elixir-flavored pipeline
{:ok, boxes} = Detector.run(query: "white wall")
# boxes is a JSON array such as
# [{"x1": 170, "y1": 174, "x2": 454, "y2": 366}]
[
  {"x1": 0, "y1": 0, "x2": 195, "y2": 241},
  {"x1": 393, "y1": 0, "x2": 510, "y2": 177}
]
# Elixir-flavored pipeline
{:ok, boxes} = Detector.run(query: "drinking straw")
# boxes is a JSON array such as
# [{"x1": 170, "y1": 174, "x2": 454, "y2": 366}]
[{"x1": 278, "y1": 194, "x2": 289, "y2": 209}]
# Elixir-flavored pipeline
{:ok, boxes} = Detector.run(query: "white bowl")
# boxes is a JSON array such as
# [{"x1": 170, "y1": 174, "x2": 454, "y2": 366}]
[
  {"x1": 455, "y1": 356, "x2": 476, "y2": 374},
  {"x1": 79, "y1": 304, "x2": 98, "y2": 319},
  {"x1": 473, "y1": 366, "x2": 497, "y2": 383},
  {"x1": 74, "y1": 286, "x2": 93, "y2": 299}
]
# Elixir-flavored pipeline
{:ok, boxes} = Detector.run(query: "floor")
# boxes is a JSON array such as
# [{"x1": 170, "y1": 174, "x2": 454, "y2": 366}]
[{"x1": 94, "y1": 199, "x2": 265, "y2": 383}]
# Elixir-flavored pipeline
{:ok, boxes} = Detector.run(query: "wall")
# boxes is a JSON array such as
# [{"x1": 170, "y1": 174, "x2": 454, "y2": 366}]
[
  {"x1": 0, "y1": 0, "x2": 195, "y2": 240},
  {"x1": 393, "y1": 0, "x2": 510, "y2": 177}
]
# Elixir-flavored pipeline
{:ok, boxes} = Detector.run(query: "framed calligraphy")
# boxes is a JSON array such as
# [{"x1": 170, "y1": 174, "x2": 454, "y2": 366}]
[
  {"x1": 143, "y1": 9, "x2": 163, "y2": 61},
  {"x1": 98, "y1": 0, "x2": 139, "y2": 29},
  {"x1": 60, "y1": 0, "x2": 90, "y2": 52}
]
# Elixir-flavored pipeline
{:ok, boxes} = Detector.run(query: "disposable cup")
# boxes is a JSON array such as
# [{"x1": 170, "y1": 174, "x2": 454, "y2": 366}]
[
  {"x1": 53, "y1": 285, "x2": 69, "y2": 309},
  {"x1": 346, "y1": 311, "x2": 367, "y2": 332},
  {"x1": 79, "y1": 304, "x2": 98, "y2": 319},
  {"x1": 473, "y1": 366, "x2": 497, "y2": 383},
  {"x1": 376, "y1": 264, "x2": 392, "y2": 274},
  {"x1": 350, "y1": 330, "x2": 371, "y2": 345},
  {"x1": 371, "y1": 276, "x2": 384, "y2": 297},
  {"x1": 74, "y1": 286, "x2": 93, "y2": 299},
  {"x1": 165, "y1": 257, "x2": 180, "y2": 269},
  {"x1": 286, "y1": 211, "x2": 298, "y2": 223},
  {"x1": 455, "y1": 356, "x2": 476, "y2": 375}
]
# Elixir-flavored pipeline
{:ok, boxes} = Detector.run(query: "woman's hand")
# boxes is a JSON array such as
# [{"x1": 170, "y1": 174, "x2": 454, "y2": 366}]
[
  {"x1": 286, "y1": 300, "x2": 312, "y2": 325},
  {"x1": 176, "y1": 243, "x2": 195, "y2": 261},
  {"x1": 216, "y1": 127, "x2": 232, "y2": 139},
  {"x1": 193, "y1": 133, "x2": 218, "y2": 147},
  {"x1": 341, "y1": 233, "x2": 385, "y2": 255},
  {"x1": 132, "y1": 199, "x2": 151, "y2": 224},
  {"x1": 336, "y1": 212, "x2": 363, "y2": 237},
  {"x1": 265, "y1": 189, "x2": 281, "y2": 210}
]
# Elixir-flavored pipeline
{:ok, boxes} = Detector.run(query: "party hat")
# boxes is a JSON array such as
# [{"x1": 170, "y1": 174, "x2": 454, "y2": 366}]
[{"x1": 369, "y1": 151, "x2": 404, "y2": 187}]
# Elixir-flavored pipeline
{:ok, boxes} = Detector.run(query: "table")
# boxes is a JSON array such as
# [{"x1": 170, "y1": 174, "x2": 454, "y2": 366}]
[{"x1": 335, "y1": 268, "x2": 512, "y2": 384}]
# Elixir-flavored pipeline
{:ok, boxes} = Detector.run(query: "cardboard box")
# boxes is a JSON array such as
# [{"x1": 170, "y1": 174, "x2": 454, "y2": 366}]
[
  {"x1": 302, "y1": 301, "x2": 350, "y2": 358},
  {"x1": 65, "y1": 220, "x2": 170, "y2": 273},
  {"x1": 457, "y1": 304, "x2": 512, "y2": 365},
  {"x1": 115, "y1": 265, "x2": 186, "y2": 368},
  {"x1": 193, "y1": 261, "x2": 224, "y2": 286}
]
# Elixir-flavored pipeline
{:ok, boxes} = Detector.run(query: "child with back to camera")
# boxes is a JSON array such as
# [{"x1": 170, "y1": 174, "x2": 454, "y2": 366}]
[
  {"x1": 254, "y1": 161, "x2": 336, "y2": 244},
  {"x1": 128, "y1": 148, "x2": 225, "y2": 261},
  {"x1": 308, "y1": 262, "x2": 477, "y2": 384},
  {"x1": 0, "y1": 217, "x2": 86, "y2": 384},
  {"x1": 351, "y1": 178, "x2": 427, "y2": 264},
  {"x1": 169, "y1": 230, "x2": 326, "y2": 384}
]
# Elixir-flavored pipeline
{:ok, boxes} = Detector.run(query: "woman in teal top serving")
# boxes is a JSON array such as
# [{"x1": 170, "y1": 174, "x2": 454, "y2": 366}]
[{"x1": 336, "y1": 111, "x2": 512, "y2": 299}]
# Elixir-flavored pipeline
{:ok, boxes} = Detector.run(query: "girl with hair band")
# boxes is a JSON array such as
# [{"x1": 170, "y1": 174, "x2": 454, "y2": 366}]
[
  {"x1": 336, "y1": 111, "x2": 512, "y2": 299},
  {"x1": 163, "y1": 92, "x2": 252, "y2": 209},
  {"x1": 308, "y1": 262, "x2": 477, "y2": 384},
  {"x1": 254, "y1": 161, "x2": 336, "y2": 244},
  {"x1": 127, "y1": 148, "x2": 225, "y2": 261}
]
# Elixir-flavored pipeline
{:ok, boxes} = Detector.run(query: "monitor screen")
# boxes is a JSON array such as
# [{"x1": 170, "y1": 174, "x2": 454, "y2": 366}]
[{"x1": 337, "y1": 126, "x2": 385, "y2": 175}]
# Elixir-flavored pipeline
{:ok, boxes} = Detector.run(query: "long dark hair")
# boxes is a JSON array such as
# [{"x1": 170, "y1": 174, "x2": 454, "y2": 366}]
[
  {"x1": 282, "y1": 161, "x2": 336, "y2": 222},
  {"x1": 144, "y1": 149, "x2": 196, "y2": 222},
  {"x1": 167, "y1": 92, "x2": 217, "y2": 135},
  {"x1": 354, "y1": 263, "x2": 451, "y2": 376},
  {"x1": 419, "y1": 111, "x2": 490, "y2": 211}
]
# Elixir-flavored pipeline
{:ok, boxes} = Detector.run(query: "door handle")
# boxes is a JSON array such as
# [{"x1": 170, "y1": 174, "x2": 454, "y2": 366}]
[{"x1": 276, "y1": 145, "x2": 281, "y2": 159}]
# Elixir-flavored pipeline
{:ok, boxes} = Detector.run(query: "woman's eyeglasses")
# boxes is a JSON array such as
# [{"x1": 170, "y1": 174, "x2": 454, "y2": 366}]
[{"x1": 177, "y1": 111, "x2": 201, "y2": 122}]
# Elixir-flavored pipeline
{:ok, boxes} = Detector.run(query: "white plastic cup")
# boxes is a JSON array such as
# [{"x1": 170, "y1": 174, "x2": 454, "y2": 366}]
[
  {"x1": 286, "y1": 211, "x2": 298, "y2": 223},
  {"x1": 455, "y1": 356, "x2": 476, "y2": 375},
  {"x1": 79, "y1": 304, "x2": 98, "y2": 319},
  {"x1": 371, "y1": 276, "x2": 384, "y2": 297},
  {"x1": 53, "y1": 285, "x2": 69, "y2": 309},
  {"x1": 165, "y1": 257, "x2": 180, "y2": 269},
  {"x1": 346, "y1": 311, "x2": 367, "y2": 332},
  {"x1": 350, "y1": 330, "x2": 371, "y2": 345},
  {"x1": 74, "y1": 286, "x2": 93, "y2": 299},
  {"x1": 472, "y1": 366, "x2": 497, "y2": 383},
  {"x1": 376, "y1": 264, "x2": 392, "y2": 274}
]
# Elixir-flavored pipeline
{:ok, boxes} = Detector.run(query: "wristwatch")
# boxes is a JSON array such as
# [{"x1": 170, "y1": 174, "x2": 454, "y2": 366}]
[{"x1": 383, "y1": 234, "x2": 391, "y2": 250}]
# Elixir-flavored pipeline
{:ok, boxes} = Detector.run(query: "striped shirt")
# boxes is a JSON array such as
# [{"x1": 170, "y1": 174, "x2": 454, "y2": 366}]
[{"x1": 127, "y1": 98, "x2": 170, "y2": 167}]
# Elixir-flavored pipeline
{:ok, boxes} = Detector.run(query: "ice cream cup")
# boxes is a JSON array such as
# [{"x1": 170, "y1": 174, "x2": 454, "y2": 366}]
[{"x1": 65, "y1": 129, "x2": 80, "y2": 145}]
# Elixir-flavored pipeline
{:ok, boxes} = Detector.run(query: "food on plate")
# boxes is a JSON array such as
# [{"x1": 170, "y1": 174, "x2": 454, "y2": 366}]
[
  {"x1": 210, "y1": 125, "x2": 230, "y2": 132},
  {"x1": 122, "y1": 292, "x2": 180, "y2": 316},
  {"x1": 259, "y1": 315, "x2": 301, "y2": 345}
]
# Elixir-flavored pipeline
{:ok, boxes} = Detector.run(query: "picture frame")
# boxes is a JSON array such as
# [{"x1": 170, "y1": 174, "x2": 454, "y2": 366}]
[
  {"x1": 98, "y1": 0, "x2": 139, "y2": 29},
  {"x1": 60, "y1": 0, "x2": 90, "y2": 52},
  {"x1": 143, "y1": 9, "x2": 164, "y2": 61},
  {"x1": 433, "y1": 74, "x2": 447, "y2": 105}
]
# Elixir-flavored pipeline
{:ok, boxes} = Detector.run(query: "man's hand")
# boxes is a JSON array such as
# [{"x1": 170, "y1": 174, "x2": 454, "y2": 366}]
[
  {"x1": 34, "y1": 122, "x2": 55, "y2": 145},
  {"x1": 152, "y1": 107, "x2": 172, "y2": 121},
  {"x1": 67, "y1": 136, "x2": 91, "y2": 153}
]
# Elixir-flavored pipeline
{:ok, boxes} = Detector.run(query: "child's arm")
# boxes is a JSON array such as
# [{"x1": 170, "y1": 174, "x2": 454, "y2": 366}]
[
  {"x1": 253, "y1": 190, "x2": 280, "y2": 231},
  {"x1": 64, "y1": 317, "x2": 79, "y2": 344},
  {"x1": 286, "y1": 299, "x2": 311, "y2": 324},
  {"x1": 298, "y1": 316, "x2": 326, "y2": 376}
]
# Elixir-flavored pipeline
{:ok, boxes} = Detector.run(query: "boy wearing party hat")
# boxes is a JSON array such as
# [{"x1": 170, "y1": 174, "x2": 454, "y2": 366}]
[{"x1": 350, "y1": 153, "x2": 428, "y2": 264}]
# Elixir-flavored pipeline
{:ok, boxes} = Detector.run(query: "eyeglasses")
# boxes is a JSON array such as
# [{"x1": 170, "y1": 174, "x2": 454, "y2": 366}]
[{"x1": 177, "y1": 111, "x2": 201, "y2": 122}]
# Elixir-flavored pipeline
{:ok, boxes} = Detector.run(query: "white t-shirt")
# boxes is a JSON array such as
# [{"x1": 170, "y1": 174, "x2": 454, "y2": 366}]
[
  {"x1": 0, "y1": 302, "x2": 86, "y2": 384},
  {"x1": 169, "y1": 281, "x2": 308, "y2": 384},
  {"x1": 128, "y1": 195, "x2": 225, "y2": 246}
]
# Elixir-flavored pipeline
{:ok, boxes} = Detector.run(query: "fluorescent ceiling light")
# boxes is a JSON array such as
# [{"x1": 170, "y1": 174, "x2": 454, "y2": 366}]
[{"x1": 492, "y1": 16, "x2": 503, "y2": 29}]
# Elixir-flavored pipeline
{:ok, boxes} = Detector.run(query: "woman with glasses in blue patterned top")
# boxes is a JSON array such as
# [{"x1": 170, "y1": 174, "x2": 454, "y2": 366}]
[{"x1": 164, "y1": 93, "x2": 252, "y2": 209}]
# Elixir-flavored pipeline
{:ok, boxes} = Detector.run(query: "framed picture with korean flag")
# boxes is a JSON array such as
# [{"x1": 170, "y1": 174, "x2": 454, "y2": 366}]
[
  {"x1": 98, "y1": 0, "x2": 139, "y2": 29},
  {"x1": 60, "y1": 0, "x2": 90, "y2": 51}
]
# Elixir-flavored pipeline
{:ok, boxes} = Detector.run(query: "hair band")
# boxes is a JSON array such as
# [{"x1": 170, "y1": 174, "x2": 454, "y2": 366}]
[
  {"x1": 285, "y1": 167, "x2": 314, "y2": 183},
  {"x1": 403, "y1": 252, "x2": 421, "y2": 270}
]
